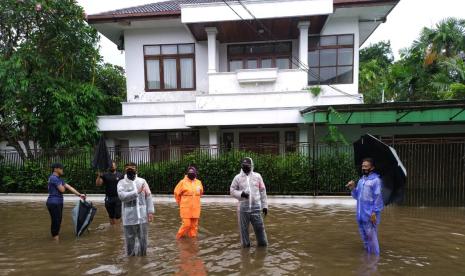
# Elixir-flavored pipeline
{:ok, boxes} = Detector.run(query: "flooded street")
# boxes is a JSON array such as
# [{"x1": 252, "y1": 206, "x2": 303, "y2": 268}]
[{"x1": 0, "y1": 201, "x2": 464, "y2": 275}]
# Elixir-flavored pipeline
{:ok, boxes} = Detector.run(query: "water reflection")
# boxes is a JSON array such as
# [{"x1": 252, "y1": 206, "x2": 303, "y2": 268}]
[
  {"x1": 176, "y1": 239, "x2": 207, "y2": 276},
  {"x1": 0, "y1": 201, "x2": 463, "y2": 275}
]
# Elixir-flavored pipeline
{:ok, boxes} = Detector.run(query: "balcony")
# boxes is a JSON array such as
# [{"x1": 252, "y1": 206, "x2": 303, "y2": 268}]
[{"x1": 208, "y1": 68, "x2": 307, "y2": 94}]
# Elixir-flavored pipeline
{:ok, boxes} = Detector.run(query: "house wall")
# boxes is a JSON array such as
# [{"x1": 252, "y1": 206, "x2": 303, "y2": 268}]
[{"x1": 124, "y1": 22, "x2": 208, "y2": 104}]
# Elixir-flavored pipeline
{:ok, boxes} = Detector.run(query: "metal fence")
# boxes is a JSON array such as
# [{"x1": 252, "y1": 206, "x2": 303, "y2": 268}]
[{"x1": 1, "y1": 139, "x2": 464, "y2": 206}]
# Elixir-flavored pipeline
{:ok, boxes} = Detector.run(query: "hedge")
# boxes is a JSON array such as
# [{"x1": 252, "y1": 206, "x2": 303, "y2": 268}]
[{"x1": 0, "y1": 148, "x2": 357, "y2": 195}]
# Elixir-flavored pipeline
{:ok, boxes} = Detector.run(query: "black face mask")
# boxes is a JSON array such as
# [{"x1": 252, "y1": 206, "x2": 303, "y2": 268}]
[
  {"x1": 362, "y1": 169, "x2": 372, "y2": 176},
  {"x1": 242, "y1": 165, "x2": 251, "y2": 174},
  {"x1": 126, "y1": 170, "x2": 136, "y2": 180},
  {"x1": 187, "y1": 173, "x2": 196, "y2": 180}
]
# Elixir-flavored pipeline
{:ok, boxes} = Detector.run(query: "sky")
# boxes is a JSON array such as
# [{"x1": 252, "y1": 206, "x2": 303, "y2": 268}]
[{"x1": 77, "y1": 0, "x2": 465, "y2": 67}]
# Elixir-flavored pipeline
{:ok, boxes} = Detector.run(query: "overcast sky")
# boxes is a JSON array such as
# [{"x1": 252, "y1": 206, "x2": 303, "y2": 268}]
[{"x1": 77, "y1": 0, "x2": 465, "y2": 68}]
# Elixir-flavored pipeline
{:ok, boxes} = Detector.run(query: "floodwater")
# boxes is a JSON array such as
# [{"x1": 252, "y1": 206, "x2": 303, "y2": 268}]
[{"x1": 0, "y1": 201, "x2": 464, "y2": 275}]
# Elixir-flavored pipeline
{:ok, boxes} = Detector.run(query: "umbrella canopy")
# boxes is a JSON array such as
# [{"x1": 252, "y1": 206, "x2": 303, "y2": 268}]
[
  {"x1": 92, "y1": 136, "x2": 112, "y2": 171},
  {"x1": 71, "y1": 200, "x2": 97, "y2": 237},
  {"x1": 353, "y1": 134, "x2": 407, "y2": 205}
]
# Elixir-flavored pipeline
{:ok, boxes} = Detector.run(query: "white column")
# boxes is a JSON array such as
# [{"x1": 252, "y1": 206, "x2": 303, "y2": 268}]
[
  {"x1": 208, "y1": 126, "x2": 219, "y2": 157},
  {"x1": 298, "y1": 21, "x2": 311, "y2": 70},
  {"x1": 205, "y1": 27, "x2": 218, "y2": 73},
  {"x1": 298, "y1": 124, "x2": 309, "y2": 155}
]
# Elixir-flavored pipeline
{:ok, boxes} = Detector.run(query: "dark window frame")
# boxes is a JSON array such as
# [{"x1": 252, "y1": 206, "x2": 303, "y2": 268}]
[
  {"x1": 308, "y1": 34, "x2": 354, "y2": 85},
  {"x1": 227, "y1": 42, "x2": 292, "y2": 71},
  {"x1": 144, "y1": 43, "x2": 196, "y2": 92}
]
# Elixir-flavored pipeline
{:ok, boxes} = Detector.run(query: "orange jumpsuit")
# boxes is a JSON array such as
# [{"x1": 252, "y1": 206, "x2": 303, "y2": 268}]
[{"x1": 174, "y1": 176, "x2": 203, "y2": 239}]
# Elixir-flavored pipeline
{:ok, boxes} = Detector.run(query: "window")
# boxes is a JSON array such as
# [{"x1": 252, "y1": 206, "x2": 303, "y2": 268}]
[
  {"x1": 285, "y1": 131, "x2": 296, "y2": 153},
  {"x1": 144, "y1": 44, "x2": 195, "y2": 91},
  {"x1": 228, "y1": 42, "x2": 292, "y2": 71},
  {"x1": 308, "y1": 34, "x2": 354, "y2": 85}
]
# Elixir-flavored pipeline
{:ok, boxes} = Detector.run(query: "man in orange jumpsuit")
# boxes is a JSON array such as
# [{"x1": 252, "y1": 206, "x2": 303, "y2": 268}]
[{"x1": 174, "y1": 166, "x2": 204, "y2": 239}]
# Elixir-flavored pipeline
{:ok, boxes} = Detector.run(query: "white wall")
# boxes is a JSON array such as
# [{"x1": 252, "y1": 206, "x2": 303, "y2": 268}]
[{"x1": 124, "y1": 22, "x2": 208, "y2": 103}]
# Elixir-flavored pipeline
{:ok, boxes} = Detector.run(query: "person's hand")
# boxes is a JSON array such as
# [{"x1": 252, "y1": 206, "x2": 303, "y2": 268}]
[
  {"x1": 262, "y1": 208, "x2": 268, "y2": 217},
  {"x1": 241, "y1": 191, "x2": 249, "y2": 198},
  {"x1": 148, "y1": 213, "x2": 154, "y2": 222},
  {"x1": 138, "y1": 183, "x2": 145, "y2": 194},
  {"x1": 370, "y1": 212, "x2": 377, "y2": 225},
  {"x1": 346, "y1": 180, "x2": 356, "y2": 190},
  {"x1": 79, "y1": 194, "x2": 86, "y2": 201}
]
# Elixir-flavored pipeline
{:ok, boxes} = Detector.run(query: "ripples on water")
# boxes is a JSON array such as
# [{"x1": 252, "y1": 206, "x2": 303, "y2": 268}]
[{"x1": 0, "y1": 201, "x2": 464, "y2": 275}]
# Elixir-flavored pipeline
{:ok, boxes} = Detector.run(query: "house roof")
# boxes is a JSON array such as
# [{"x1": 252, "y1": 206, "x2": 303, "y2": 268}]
[{"x1": 86, "y1": 0, "x2": 399, "y2": 23}]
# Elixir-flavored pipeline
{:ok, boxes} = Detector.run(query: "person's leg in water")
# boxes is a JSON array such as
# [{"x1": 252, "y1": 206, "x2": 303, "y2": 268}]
[
  {"x1": 138, "y1": 223, "x2": 148, "y2": 256},
  {"x1": 357, "y1": 220, "x2": 368, "y2": 251},
  {"x1": 177, "y1": 218, "x2": 192, "y2": 239},
  {"x1": 105, "y1": 196, "x2": 121, "y2": 225},
  {"x1": 358, "y1": 221, "x2": 380, "y2": 256},
  {"x1": 113, "y1": 198, "x2": 122, "y2": 225},
  {"x1": 188, "y1": 218, "x2": 199, "y2": 238},
  {"x1": 46, "y1": 203, "x2": 63, "y2": 241},
  {"x1": 238, "y1": 211, "x2": 251, "y2": 247},
  {"x1": 250, "y1": 211, "x2": 268, "y2": 247},
  {"x1": 124, "y1": 224, "x2": 137, "y2": 256}
]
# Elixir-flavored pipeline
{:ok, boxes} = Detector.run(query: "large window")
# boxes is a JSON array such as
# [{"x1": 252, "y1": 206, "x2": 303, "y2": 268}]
[
  {"x1": 227, "y1": 42, "x2": 292, "y2": 71},
  {"x1": 144, "y1": 44, "x2": 195, "y2": 91},
  {"x1": 308, "y1": 34, "x2": 354, "y2": 85}
]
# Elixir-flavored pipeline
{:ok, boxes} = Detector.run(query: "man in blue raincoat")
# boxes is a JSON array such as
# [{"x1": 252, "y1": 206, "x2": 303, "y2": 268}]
[{"x1": 347, "y1": 158, "x2": 384, "y2": 256}]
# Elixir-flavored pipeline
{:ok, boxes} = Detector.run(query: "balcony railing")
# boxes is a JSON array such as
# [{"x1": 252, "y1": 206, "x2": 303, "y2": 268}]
[{"x1": 208, "y1": 68, "x2": 307, "y2": 94}]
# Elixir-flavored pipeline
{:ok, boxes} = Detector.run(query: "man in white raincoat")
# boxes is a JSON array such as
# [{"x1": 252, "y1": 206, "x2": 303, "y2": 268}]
[
  {"x1": 117, "y1": 162, "x2": 155, "y2": 256},
  {"x1": 230, "y1": 157, "x2": 268, "y2": 247}
]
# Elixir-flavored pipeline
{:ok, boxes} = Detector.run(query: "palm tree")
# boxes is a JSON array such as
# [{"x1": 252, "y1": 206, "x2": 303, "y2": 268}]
[{"x1": 414, "y1": 18, "x2": 465, "y2": 65}]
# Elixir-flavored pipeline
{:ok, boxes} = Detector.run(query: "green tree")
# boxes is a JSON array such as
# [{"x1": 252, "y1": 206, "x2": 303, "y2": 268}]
[
  {"x1": 359, "y1": 41, "x2": 394, "y2": 103},
  {"x1": 0, "y1": 0, "x2": 103, "y2": 160},
  {"x1": 360, "y1": 18, "x2": 465, "y2": 103},
  {"x1": 95, "y1": 63, "x2": 126, "y2": 115}
]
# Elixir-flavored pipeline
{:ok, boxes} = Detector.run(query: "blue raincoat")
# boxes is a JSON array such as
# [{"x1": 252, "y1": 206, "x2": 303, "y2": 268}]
[{"x1": 351, "y1": 172, "x2": 384, "y2": 255}]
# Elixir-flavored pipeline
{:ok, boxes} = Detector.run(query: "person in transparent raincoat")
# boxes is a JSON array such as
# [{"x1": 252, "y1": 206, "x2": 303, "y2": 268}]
[
  {"x1": 230, "y1": 157, "x2": 268, "y2": 248},
  {"x1": 347, "y1": 158, "x2": 384, "y2": 256},
  {"x1": 117, "y1": 162, "x2": 155, "y2": 256}
]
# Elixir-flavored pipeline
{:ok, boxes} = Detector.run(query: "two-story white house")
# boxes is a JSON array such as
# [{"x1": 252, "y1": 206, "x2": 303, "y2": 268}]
[{"x1": 87, "y1": 0, "x2": 399, "y2": 159}]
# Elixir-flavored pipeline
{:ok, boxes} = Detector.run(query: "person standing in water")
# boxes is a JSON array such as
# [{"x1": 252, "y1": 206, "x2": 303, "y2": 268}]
[
  {"x1": 46, "y1": 163, "x2": 86, "y2": 241},
  {"x1": 174, "y1": 166, "x2": 204, "y2": 239},
  {"x1": 117, "y1": 162, "x2": 155, "y2": 256},
  {"x1": 230, "y1": 157, "x2": 268, "y2": 248},
  {"x1": 346, "y1": 157, "x2": 384, "y2": 256},
  {"x1": 96, "y1": 161, "x2": 123, "y2": 225}
]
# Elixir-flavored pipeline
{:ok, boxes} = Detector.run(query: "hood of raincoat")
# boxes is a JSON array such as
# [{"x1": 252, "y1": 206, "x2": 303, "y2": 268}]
[
  {"x1": 240, "y1": 157, "x2": 254, "y2": 176},
  {"x1": 231, "y1": 157, "x2": 268, "y2": 212}
]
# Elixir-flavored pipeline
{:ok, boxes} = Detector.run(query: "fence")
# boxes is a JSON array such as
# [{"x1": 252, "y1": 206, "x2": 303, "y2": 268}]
[{"x1": 1, "y1": 139, "x2": 464, "y2": 206}]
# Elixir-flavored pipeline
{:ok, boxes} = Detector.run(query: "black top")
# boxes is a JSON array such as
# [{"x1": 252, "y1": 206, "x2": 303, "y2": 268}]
[{"x1": 101, "y1": 172, "x2": 124, "y2": 197}]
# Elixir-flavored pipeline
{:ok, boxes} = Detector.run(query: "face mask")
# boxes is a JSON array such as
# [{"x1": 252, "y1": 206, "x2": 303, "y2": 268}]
[
  {"x1": 110, "y1": 168, "x2": 116, "y2": 173},
  {"x1": 126, "y1": 170, "x2": 136, "y2": 180},
  {"x1": 242, "y1": 165, "x2": 251, "y2": 174},
  {"x1": 187, "y1": 173, "x2": 196, "y2": 180},
  {"x1": 362, "y1": 169, "x2": 371, "y2": 176}
]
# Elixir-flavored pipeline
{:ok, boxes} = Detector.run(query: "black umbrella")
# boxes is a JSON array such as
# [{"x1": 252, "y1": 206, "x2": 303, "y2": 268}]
[
  {"x1": 92, "y1": 136, "x2": 112, "y2": 171},
  {"x1": 353, "y1": 134, "x2": 407, "y2": 205},
  {"x1": 72, "y1": 200, "x2": 97, "y2": 237}
]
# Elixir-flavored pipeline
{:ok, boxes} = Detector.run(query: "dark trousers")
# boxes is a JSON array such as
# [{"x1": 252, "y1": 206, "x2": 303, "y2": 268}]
[
  {"x1": 46, "y1": 203, "x2": 63, "y2": 237},
  {"x1": 124, "y1": 223, "x2": 148, "y2": 256},
  {"x1": 238, "y1": 211, "x2": 268, "y2": 247}
]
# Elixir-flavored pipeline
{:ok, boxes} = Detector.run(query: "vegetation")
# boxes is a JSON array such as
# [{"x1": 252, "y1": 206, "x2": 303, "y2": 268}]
[
  {"x1": 360, "y1": 18, "x2": 465, "y2": 103},
  {"x1": 0, "y1": 0, "x2": 126, "y2": 161},
  {"x1": 0, "y1": 148, "x2": 357, "y2": 195}
]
